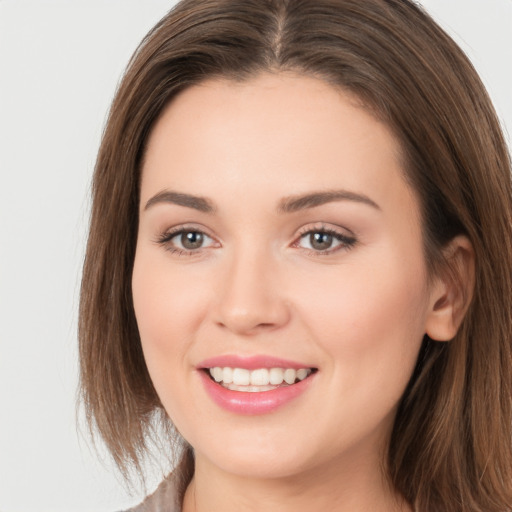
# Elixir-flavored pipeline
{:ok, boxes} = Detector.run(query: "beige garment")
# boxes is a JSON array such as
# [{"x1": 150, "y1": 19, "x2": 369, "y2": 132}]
[{"x1": 125, "y1": 477, "x2": 181, "y2": 512}]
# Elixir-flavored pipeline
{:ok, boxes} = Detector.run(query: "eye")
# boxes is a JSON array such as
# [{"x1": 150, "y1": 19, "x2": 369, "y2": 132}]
[
  {"x1": 157, "y1": 228, "x2": 216, "y2": 254},
  {"x1": 295, "y1": 227, "x2": 356, "y2": 254},
  {"x1": 175, "y1": 230, "x2": 209, "y2": 250}
]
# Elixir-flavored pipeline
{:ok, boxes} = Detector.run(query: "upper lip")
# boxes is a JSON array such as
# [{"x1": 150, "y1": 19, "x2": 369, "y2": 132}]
[{"x1": 197, "y1": 354, "x2": 316, "y2": 371}]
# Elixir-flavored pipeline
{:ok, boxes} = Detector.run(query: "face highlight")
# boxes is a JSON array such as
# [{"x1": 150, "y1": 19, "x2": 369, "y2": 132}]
[{"x1": 132, "y1": 73, "x2": 439, "y2": 483}]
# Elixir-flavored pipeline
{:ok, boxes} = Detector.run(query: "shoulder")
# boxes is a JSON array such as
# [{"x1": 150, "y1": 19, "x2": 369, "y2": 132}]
[{"x1": 121, "y1": 476, "x2": 181, "y2": 512}]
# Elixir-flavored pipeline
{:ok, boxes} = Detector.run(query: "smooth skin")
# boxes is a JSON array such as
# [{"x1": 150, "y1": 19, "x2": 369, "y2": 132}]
[{"x1": 132, "y1": 73, "x2": 473, "y2": 512}]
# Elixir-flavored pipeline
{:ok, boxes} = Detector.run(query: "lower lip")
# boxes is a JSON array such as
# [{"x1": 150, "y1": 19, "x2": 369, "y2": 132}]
[{"x1": 198, "y1": 370, "x2": 315, "y2": 415}]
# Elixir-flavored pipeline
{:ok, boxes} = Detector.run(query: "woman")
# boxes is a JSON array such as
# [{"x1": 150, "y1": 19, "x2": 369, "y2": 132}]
[{"x1": 79, "y1": 0, "x2": 512, "y2": 510}]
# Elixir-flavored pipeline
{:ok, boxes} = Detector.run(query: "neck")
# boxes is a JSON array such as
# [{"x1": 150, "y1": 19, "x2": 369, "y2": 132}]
[{"x1": 182, "y1": 450, "x2": 411, "y2": 512}]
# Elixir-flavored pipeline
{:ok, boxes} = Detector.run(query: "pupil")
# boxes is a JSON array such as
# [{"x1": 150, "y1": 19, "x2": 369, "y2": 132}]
[
  {"x1": 310, "y1": 232, "x2": 333, "y2": 250},
  {"x1": 181, "y1": 231, "x2": 203, "y2": 249}
]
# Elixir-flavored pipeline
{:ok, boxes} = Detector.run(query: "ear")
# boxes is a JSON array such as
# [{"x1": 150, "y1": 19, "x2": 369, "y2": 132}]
[{"x1": 425, "y1": 235, "x2": 475, "y2": 342}]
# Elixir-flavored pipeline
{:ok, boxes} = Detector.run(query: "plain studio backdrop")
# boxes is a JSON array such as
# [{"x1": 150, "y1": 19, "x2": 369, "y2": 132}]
[{"x1": 0, "y1": 1, "x2": 511, "y2": 511}]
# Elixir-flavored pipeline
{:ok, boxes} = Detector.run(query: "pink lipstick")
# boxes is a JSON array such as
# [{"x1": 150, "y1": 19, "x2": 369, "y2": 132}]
[{"x1": 197, "y1": 355, "x2": 317, "y2": 415}]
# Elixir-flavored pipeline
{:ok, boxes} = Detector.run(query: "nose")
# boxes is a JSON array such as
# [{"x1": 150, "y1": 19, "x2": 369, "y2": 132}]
[{"x1": 214, "y1": 247, "x2": 291, "y2": 335}]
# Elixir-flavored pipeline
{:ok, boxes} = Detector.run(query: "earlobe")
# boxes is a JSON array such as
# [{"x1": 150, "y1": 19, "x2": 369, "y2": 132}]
[{"x1": 425, "y1": 235, "x2": 475, "y2": 342}]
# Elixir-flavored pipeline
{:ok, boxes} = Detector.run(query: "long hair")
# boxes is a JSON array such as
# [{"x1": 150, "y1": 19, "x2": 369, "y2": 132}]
[{"x1": 79, "y1": 1, "x2": 512, "y2": 509}]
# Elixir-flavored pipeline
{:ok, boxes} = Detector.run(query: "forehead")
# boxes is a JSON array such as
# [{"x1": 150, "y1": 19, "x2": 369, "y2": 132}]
[{"x1": 141, "y1": 72, "x2": 417, "y2": 221}]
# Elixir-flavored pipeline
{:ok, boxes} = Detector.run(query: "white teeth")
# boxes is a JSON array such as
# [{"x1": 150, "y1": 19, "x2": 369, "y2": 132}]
[
  {"x1": 296, "y1": 368, "x2": 308, "y2": 380},
  {"x1": 250, "y1": 368, "x2": 269, "y2": 386},
  {"x1": 232, "y1": 368, "x2": 250, "y2": 386},
  {"x1": 227, "y1": 384, "x2": 276, "y2": 392},
  {"x1": 212, "y1": 367, "x2": 223, "y2": 382},
  {"x1": 269, "y1": 367, "x2": 284, "y2": 385},
  {"x1": 284, "y1": 368, "x2": 296, "y2": 385},
  {"x1": 222, "y1": 367, "x2": 233, "y2": 384},
  {"x1": 208, "y1": 366, "x2": 312, "y2": 390}
]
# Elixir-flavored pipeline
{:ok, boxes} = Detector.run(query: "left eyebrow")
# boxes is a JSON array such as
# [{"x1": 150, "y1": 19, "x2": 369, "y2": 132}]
[
  {"x1": 277, "y1": 189, "x2": 381, "y2": 213},
  {"x1": 144, "y1": 190, "x2": 216, "y2": 213}
]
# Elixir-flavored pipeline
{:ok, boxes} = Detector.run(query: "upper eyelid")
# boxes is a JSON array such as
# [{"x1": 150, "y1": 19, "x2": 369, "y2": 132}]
[
  {"x1": 294, "y1": 229, "x2": 356, "y2": 245},
  {"x1": 158, "y1": 223, "x2": 216, "y2": 239},
  {"x1": 166, "y1": 228, "x2": 215, "y2": 241},
  {"x1": 296, "y1": 222, "x2": 356, "y2": 238}
]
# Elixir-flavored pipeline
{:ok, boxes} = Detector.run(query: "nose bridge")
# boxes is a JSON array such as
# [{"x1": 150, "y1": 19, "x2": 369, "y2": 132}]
[{"x1": 215, "y1": 241, "x2": 289, "y2": 334}]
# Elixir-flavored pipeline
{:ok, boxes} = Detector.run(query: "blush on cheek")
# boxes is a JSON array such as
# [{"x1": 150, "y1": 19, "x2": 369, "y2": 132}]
[
  {"x1": 302, "y1": 263, "x2": 427, "y2": 368},
  {"x1": 133, "y1": 258, "x2": 189, "y2": 336}
]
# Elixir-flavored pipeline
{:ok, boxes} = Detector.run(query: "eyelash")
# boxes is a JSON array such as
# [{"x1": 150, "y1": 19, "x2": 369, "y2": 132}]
[
  {"x1": 294, "y1": 225, "x2": 357, "y2": 255},
  {"x1": 155, "y1": 224, "x2": 357, "y2": 256},
  {"x1": 155, "y1": 225, "x2": 217, "y2": 256}
]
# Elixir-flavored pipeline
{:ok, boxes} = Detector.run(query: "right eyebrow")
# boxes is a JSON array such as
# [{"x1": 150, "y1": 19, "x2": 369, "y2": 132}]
[
  {"x1": 277, "y1": 189, "x2": 380, "y2": 213},
  {"x1": 144, "y1": 190, "x2": 216, "y2": 213}
]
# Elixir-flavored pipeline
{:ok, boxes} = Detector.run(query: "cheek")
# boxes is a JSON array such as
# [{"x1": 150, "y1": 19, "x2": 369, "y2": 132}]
[
  {"x1": 132, "y1": 247, "x2": 209, "y2": 336},
  {"x1": 297, "y1": 256, "x2": 426, "y2": 335},
  {"x1": 291, "y1": 249, "x2": 429, "y2": 402},
  {"x1": 131, "y1": 249, "x2": 210, "y2": 387},
  {"x1": 131, "y1": 251, "x2": 213, "y2": 431}
]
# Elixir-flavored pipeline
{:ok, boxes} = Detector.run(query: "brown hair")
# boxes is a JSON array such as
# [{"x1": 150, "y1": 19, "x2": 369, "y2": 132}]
[{"x1": 79, "y1": 0, "x2": 512, "y2": 510}]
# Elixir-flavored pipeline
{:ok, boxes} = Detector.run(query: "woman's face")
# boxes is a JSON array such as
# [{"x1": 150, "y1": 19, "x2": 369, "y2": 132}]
[{"x1": 132, "y1": 73, "x2": 440, "y2": 480}]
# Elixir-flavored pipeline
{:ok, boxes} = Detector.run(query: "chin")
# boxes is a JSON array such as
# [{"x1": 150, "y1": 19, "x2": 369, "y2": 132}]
[{"x1": 198, "y1": 445, "x2": 315, "y2": 480}]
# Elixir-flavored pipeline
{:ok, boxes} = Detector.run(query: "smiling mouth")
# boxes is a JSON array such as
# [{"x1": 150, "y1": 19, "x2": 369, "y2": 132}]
[{"x1": 205, "y1": 367, "x2": 317, "y2": 392}]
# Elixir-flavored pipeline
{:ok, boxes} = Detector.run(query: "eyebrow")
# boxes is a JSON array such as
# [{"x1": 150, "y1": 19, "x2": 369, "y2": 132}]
[
  {"x1": 144, "y1": 190, "x2": 215, "y2": 213},
  {"x1": 278, "y1": 190, "x2": 380, "y2": 213},
  {"x1": 144, "y1": 188, "x2": 380, "y2": 214}
]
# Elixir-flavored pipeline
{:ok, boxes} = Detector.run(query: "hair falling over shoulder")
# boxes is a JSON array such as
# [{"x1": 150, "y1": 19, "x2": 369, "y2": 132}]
[{"x1": 79, "y1": 1, "x2": 512, "y2": 510}]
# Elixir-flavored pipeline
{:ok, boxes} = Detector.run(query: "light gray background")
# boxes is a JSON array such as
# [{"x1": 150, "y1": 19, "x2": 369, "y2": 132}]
[{"x1": 0, "y1": 1, "x2": 511, "y2": 511}]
